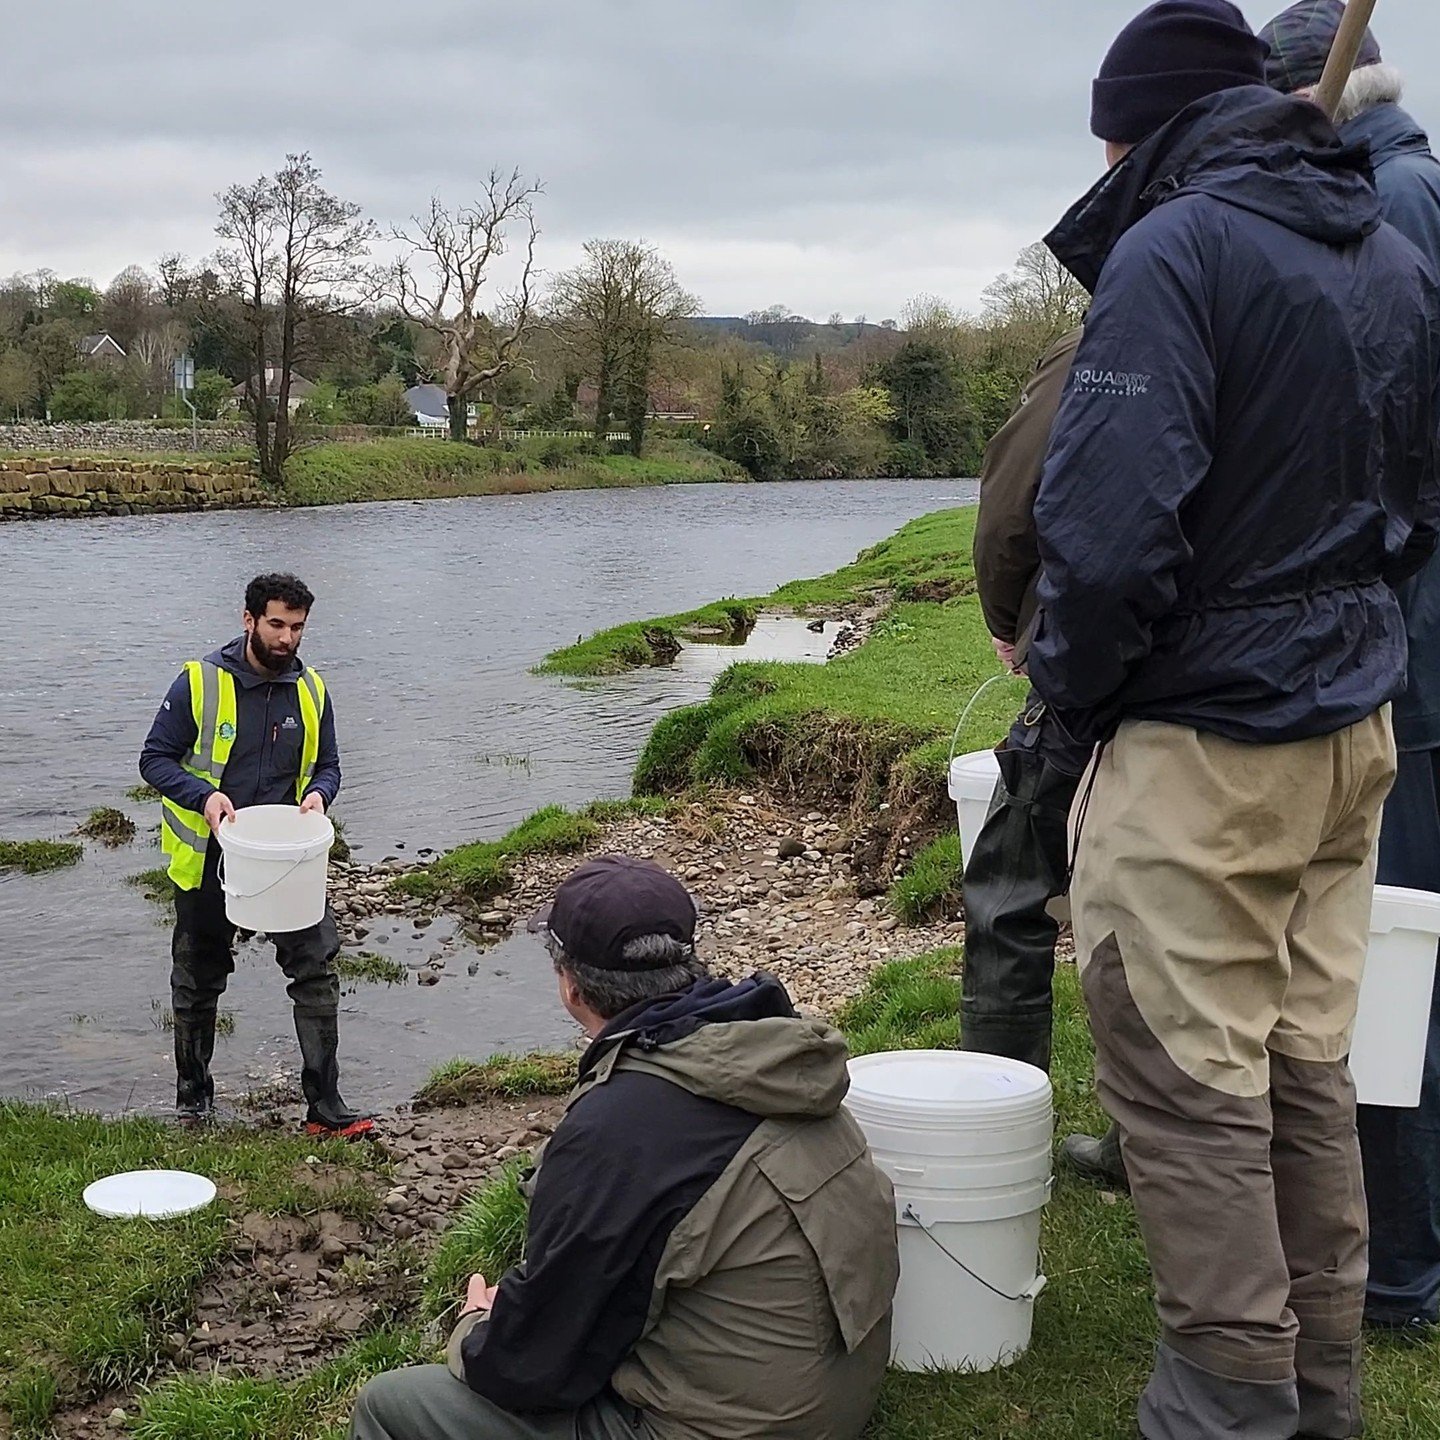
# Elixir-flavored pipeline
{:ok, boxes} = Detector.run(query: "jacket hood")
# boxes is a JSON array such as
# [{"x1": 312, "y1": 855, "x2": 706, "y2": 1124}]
[
  {"x1": 207, "y1": 635, "x2": 303, "y2": 689},
  {"x1": 1342, "y1": 102, "x2": 1434, "y2": 171},
  {"x1": 1048, "y1": 85, "x2": 1379, "y2": 293},
  {"x1": 580, "y1": 973, "x2": 852, "y2": 1119}
]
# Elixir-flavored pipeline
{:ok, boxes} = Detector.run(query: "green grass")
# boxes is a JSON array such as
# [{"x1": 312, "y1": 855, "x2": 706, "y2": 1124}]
[
  {"x1": 415, "y1": 1052, "x2": 578, "y2": 1109},
  {"x1": 888, "y1": 833, "x2": 965, "y2": 924},
  {"x1": 283, "y1": 437, "x2": 742, "y2": 507},
  {"x1": 396, "y1": 797, "x2": 669, "y2": 908},
  {"x1": 126, "y1": 784, "x2": 163, "y2": 803},
  {"x1": 335, "y1": 952, "x2": 408, "y2": 986},
  {"x1": 421, "y1": 1160, "x2": 532, "y2": 1324},
  {"x1": 544, "y1": 508, "x2": 1026, "y2": 816},
  {"x1": 77, "y1": 807, "x2": 138, "y2": 846},
  {"x1": 535, "y1": 599, "x2": 758, "y2": 677},
  {"x1": 0, "y1": 839, "x2": 83, "y2": 874},
  {"x1": 836, "y1": 950, "x2": 963, "y2": 1055},
  {"x1": 128, "y1": 867, "x2": 177, "y2": 908},
  {"x1": 132, "y1": 1329, "x2": 427, "y2": 1440},
  {"x1": 0, "y1": 1104, "x2": 385, "y2": 1433}
]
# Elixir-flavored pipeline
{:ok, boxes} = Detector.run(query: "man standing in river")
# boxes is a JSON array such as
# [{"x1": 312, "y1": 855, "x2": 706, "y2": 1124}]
[{"x1": 139, "y1": 573, "x2": 370, "y2": 1137}]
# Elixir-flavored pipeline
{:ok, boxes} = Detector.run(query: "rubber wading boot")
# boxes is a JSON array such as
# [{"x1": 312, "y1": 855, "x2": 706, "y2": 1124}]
[
  {"x1": 174, "y1": 1013, "x2": 216, "y2": 1122},
  {"x1": 1060, "y1": 1124, "x2": 1130, "y2": 1192},
  {"x1": 960, "y1": 743, "x2": 1081, "y2": 1076},
  {"x1": 295, "y1": 1010, "x2": 374, "y2": 1139}
]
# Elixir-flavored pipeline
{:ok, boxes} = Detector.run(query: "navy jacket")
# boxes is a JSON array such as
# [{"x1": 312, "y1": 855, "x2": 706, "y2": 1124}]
[
  {"x1": 138, "y1": 636, "x2": 341, "y2": 813},
  {"x1": 1030, "y1": 87, "x2": 1440, "y2": 746},
  {"x1": 1346, "y1": 102, "x2": 1440, "y2": 752}
]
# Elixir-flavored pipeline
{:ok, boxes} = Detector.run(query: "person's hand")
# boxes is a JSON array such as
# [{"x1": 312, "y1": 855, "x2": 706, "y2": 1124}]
[
  {"x1": 464, "y1": 1272, "x2": 500, "y2": 1315},
  {"x1": 991, "y1": 636, "x2": 1018, "y2": 672},
  {"x1": 299, "y1": 792, "x2": 327, "y2": 817},
  {"x1": 203, "y1": 792, "x2": 237, "y2": 831}
]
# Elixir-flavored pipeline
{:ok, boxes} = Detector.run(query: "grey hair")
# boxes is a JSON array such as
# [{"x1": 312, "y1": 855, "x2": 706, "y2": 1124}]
[
  {"x1": 1333, "y1": 63, "x2": 1405, "y2": 126},
  {"x1": 547, "y1": 932, "x2": 710, "y2": 1019}
]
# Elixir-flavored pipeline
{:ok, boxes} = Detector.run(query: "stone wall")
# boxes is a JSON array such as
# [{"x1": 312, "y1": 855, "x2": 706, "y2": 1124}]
[
  {"x1": 0, "y1": 456, "x2": 271, "y2": 520},
  {"x1": 0, "y1": 421, "x2": 253, "y2": 454}
]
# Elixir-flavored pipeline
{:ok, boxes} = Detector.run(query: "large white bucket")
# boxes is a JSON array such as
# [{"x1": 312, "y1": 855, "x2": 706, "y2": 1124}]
[
  {"x1": 947, "y1": 748, "x2": 1440, "y2": 1108},
  {"x1": 1353, "y1": 886, "x2": 1440, "y2": 1107},
  {"x1": 845, "y1": 1050, "x2": 1052, "y2": 1372},
  {"x1": 217, "y1": 804, "x2": 333, "y2": 933}
]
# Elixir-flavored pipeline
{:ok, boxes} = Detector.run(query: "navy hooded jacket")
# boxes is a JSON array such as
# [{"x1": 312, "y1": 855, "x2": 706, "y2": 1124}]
[
  {"x1": 1344, "y1": 101, "x2": 1440, "y2": 752},
  {"x1": 138, "y1": 636, "x2": 341, "y2": 813},
  {"x1": 1029, "y1": 86, "x2": 1440, "y2": 746}
]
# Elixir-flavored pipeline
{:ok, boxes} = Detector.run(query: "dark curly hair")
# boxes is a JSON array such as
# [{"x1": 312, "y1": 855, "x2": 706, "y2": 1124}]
[{"x1": 244, "y1": 573, "x2": 315, "y2": 618}]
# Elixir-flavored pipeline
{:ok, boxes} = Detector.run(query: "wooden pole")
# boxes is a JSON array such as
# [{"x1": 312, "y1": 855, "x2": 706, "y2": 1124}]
[{"x1": 1312, "y1": 0, "x2": 1381, "y2": 120}]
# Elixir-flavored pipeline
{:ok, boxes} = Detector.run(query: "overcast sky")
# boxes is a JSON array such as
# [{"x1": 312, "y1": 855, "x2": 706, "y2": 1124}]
[{"x1": 4, "y1": 1, "x2": 1438, "y2": 320}]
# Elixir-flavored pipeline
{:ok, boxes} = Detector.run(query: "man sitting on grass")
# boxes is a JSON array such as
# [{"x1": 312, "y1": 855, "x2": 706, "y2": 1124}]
[{"x1": 350, "y1": 855, "x2": 899, "y2": 1440}]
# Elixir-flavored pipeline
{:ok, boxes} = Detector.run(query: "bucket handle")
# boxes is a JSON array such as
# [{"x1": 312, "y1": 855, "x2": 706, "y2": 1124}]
[
  {"x1": 218, "y1": 851, "x2": 313, "y2": 903},
  {"x1": 900, "y1": 1203, "x2": 1047, "y2": 1304}
]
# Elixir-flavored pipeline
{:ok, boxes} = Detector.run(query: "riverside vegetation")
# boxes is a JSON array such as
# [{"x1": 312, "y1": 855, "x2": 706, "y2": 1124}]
[{"x1": 5, "y1": 506, "x2": 1435, "y2": 1439}]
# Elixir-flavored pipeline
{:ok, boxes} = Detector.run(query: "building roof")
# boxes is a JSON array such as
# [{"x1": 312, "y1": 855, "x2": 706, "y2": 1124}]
[
  {"x1": 404, "y1": 383, "x2": 449, "y2": 420},
  {"x1": 232, "y1": 369, "x2": 316, "y2": 398},
  {"x1": 78, "y1": 333, "x2": 126, "y2": 358}
]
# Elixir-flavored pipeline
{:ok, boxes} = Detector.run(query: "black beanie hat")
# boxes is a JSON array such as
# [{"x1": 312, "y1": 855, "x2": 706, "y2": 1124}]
[{"x1": 1092, "y1": 0, "x2": 1273, "y2": 144}]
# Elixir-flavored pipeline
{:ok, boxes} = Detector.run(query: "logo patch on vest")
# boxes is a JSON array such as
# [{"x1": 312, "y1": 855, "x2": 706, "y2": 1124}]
[
  {"x1": 218, "y1": 721, "x2": 236, "y2": 741},
  {"x1": 281, "y1": 715, "x2": 299, "y2": 730}
]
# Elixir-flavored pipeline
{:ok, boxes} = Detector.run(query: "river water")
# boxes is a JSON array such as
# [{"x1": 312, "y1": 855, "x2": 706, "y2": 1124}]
[{"x1": 0, "y1": 479, "x2": 974, "y2": 1112}]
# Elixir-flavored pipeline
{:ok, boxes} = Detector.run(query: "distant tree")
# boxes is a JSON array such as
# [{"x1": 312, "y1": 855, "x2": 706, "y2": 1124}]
[
  {"x1": 0, "y1": 275, "x2": 39, "y2": 342},
  {"x1": 49, "y1": 369, "x2": 115, "y2": 422},
  {"x1": 49, "y1": 279, "x2": 102, "y2": 323},
  {"x1": 827, "y1": 311, "x2": 845, "y2": 328},
  {"x1": 130, "y1": 319, "x2": 188, "y2": 405},
  {"x1": 385, "y1": 169, "x2": 541, "y2": 442},
  {"x1": 191, "y1": 368, "x2": 231, "y2": 421},
  {"x1": 103, "y1": 266, "x2": 156, "y2": 349},
  {"x1": 873, "y1": 339, "x2": 969, "y2": 470},
  {"x1": 0, "y1": 348, "x2": 39, "y2": 419},
  {"x1": 215, "y1": 152, "x2": 376, "y2": 483},
  {"x1": 22, "y1": 318, "x2": 81, "y2": 411},
  {"x1": 901, "y1": 293, "x2": 965, "y2": 336},
  {"x1": 550, "y1": 239, "x2": 699, "y2": 455},
  {"x1": 156, "y1": 253, "x2": 194, "y2": 309},
  {"x1": 982, "y1": 242, "x2": 1088, "y2": 348},
  {"x1": 343, "y1": 372, "x2": 414, "y2": 428}
]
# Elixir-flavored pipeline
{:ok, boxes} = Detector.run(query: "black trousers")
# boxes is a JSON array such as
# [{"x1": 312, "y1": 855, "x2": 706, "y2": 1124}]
[
  {"x1": 170, "y1": 841, "x2": 341, "y2": 1109},
  {"x1": 960, "y1": 692, "x2": 1090, "y2": 1073}
]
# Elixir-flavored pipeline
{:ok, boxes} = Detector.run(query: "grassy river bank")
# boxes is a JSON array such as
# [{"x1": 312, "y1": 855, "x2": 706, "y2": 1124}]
[{"x1": 4, "y1": 506, "x2": 1436, "y2": 1439}]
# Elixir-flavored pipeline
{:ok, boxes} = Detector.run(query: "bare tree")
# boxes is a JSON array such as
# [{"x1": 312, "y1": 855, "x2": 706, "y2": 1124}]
[
  {"x1": 103, "y1": 265, "x2": 156, "y2": 350},
  {"x1": 131, "y1": 319, "x2": 189, "y2": 398},
  {"x1": 550, "y1": 240, "x2": 699, "y2": 454},
  {"x1": 982, "y1": 242, "x2": 1088, "y2": 348},
  {"x1": 215, "y1": 153, "x2": 375, "y2": 483},
  {"x1": 385, "y1": 169, "x2": 541, "y2": 442}
]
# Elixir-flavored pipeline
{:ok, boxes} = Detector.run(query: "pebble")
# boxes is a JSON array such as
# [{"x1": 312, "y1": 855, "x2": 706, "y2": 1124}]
[
  {"x1": 107, "y1": 1410, "x2": 127, "y2": 1429},
  {"x1": 417, "y1": 968, "x2": 440, "y2": 986}
]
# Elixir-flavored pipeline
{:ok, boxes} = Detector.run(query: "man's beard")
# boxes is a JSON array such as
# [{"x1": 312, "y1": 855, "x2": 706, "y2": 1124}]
[{"x1": 250, "y1": 632, "x2": 297, "y2": 672}]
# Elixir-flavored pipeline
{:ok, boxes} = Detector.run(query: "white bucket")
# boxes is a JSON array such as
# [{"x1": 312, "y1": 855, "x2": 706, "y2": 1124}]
[
  {"x1": 947, "y1": 748, "x2": 1440, "y2": 1109},
  {"x1": 217, "y1": 804, "x2": 333, "y2": 932},
  {"x1": 949, "y1": 748, "x2": 1002, "y2": 868},
  {"x1": 950, "y1": 748, "x2": 1070, "y2": 924},
  {"x1": 845, "y1": 1050, "x2": 1052, "y2": 1372},
  {"x1": 1352, "y1": 886, "x2": 1440, "y2": 1107}
]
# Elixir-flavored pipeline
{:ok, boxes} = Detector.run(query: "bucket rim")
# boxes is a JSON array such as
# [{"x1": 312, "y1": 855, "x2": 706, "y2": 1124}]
[
  {"x1": 217, "y1": 805, "x2": 334, "y2": 863},
  {"x1": 847, "y1": 1049, "x2": 1053, "y2": 1115}
]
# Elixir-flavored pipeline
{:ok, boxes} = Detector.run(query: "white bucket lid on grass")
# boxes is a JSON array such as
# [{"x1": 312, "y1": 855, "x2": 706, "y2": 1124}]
[{"x1": 83, "y1": 1169, "x2": 217, "y2": 1219}]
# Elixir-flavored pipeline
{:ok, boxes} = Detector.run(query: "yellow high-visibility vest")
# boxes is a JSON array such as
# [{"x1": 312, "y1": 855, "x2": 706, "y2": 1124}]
[{"x1": 160, "y1": 659, "x2": 326, "y2": 890}]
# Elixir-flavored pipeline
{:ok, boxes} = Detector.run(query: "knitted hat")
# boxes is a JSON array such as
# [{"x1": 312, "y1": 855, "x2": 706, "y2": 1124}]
[
  {"x1": 1259, "y1": 0, "x2": 1382, "y2": 95},
  {"x1": 1092, "y1": 0, "x2": 1272, "y2": 144}
]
